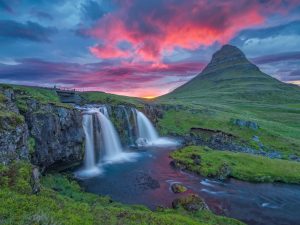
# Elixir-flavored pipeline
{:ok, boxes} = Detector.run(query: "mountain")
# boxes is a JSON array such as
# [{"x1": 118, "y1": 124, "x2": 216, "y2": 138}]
[{"x1": 160, "y1": 45, "x2": 300, "y2": 104}]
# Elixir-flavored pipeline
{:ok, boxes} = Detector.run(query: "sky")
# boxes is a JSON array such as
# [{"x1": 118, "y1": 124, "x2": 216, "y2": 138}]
[{"x1": 0, "y1": 0, "x2": 300, "y2": 98}]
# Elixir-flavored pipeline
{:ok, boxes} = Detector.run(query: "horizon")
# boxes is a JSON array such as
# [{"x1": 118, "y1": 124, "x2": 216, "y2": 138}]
[{"x1": 0, "y1": 0, "x2": 300, "y2": 97}]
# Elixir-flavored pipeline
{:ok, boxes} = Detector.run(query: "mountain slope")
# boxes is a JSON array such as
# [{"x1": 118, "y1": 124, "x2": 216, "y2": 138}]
[
  {"x1": 160, "y1": 45, "x2": 300, "y2": 104},
  {"x1": 156, "y1": 45, "x2": 300, "y2": 156}
]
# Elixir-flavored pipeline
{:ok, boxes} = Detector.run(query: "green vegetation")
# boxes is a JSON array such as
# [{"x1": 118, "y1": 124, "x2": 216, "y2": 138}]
[
  {"x1": 156, "y1": 52, "x2": 300, "y2": 156},
  {"x1": 0, "y1": 162, "x2": 243, "y2": 225},
  {"x1": 171, "y1": 146, "x2": 300, "y2": 183},
  {"x1": 28, "y1": 137, "x2": 36, "y2": 154}
]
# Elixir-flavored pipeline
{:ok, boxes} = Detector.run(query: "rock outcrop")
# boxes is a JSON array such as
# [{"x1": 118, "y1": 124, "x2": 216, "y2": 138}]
[
  {"x1": 0, "y1": 87, "x2": 29, "y2": 165},
  {"x1": 23, "y1": 99, "x2": 85, "y2": 169},
  {"x1": 0, "y1": 87, "x2": 85, "y2": 169}
]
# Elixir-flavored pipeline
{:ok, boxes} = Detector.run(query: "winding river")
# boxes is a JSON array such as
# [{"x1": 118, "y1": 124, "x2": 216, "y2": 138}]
[{"x1": 77, "y1": 145, "x2": 300, "y2": 225}]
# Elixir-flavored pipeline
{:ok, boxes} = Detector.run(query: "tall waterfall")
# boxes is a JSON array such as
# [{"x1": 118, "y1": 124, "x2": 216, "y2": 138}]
[
  {"x1": 82, "y1": 114, "x2": 96, "y2": 169},
  {"x1": 79, "y1": 111, "x2": 101, "y2": 177},
  {"x1": 78, "y1": 107, "x2": 138, "y2": 177},
  {"x1": 96, "y1": 111, "x2": 125, "y2": 162}
]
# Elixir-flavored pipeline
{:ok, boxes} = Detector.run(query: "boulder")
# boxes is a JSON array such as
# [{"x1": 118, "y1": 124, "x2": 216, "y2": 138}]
[
  {"x1": 233, "y1": 119, "x2": 259, "y2": 130},
  {"x1": 217, "y1": 163, "x2": 231, "y2": 180},
  {"x1": 172, "y1": 194, "x2": 209, "y2": 212},
  {"x1": 171, "y1": 183, "x2": 187, "y2": 193}
]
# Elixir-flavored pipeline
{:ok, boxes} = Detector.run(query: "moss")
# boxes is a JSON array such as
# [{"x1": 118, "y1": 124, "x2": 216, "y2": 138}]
[
  {"x1": 0, "y1": 93, "x2": 5, "y2": 103},
  {"x1": 0, "y1": 161, "x2": 32, "y2": 194},
  {"x1": 171, "y1": 146, "x2": 300, "y2": 183},
  {"x1": 28, "y1": 137, "x2": 36, "y2": 155},
  {"x1": 0, "y1": 111, "x2": 24, "y2": 130}
]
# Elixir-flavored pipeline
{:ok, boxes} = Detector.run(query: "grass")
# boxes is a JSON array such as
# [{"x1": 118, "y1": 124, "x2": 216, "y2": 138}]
[
  {"x1": 0, "y1": 161, "x2": 244, "y2": 225},
  {"x1": 156, "y1": 103, "x2": 300, "y2": 157},
  {"x1": 171, "y1": 146, "x2": 300, "y2": 183}
]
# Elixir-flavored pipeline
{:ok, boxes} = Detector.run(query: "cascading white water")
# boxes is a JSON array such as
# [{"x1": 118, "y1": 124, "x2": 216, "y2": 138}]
[
  {"x1": 135, "y1": 109, "x2": 177, "y2": 147},
  {"x1": 82, "y1": 114, "x2": 95, "y2": 169},
  {"x1": 96, "y1": 111, "x2": 125, "y2": 162},
  {"x1": 99, "y1": 105, "x2": 109, "y2": 118},
  {"x1": 122, "y1": 106, "x2": 134, "y2": 146},
  {"x1": 136, "y1": 110, "x2": 159, "y2": 144},
  {"x1": 78, "y1": 111, "x2": 101, "y2": 177}
]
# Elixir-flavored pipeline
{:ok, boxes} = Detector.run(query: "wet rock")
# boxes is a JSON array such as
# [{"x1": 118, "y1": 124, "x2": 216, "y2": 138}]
[
  {"x1": 135, "y1": 171, "x2": 160, "y2": 190},
  {"x1": 217, "y1": 163, "x2": 231, "y2": 180},
  {"x1": 31, "y1": 166, "x2": 41, "y2": 194},
  {"x1": 233, "y1": 119, "x2": 259, "y2": 130},
  {"x1": 169, "y1": 160, "x2": 186, "y2": 170},
  {"x1": 136, "y1": 137, "x2": 149, "y2": 147},
  {"x1": 191, "y1": 154, "x2": 201, "y2": 165},
  {"x1": 172, "y1": 194, "x2": 209, "y2": 212},
  {"x1": 171, "y1": 183, "x2": 187, "y2": 193},
  {"x1": 252, "y1": 136, "x2": 259, "y2": 142}
]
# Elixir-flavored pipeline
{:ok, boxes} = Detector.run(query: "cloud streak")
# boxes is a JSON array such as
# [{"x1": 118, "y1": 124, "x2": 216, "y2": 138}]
[
  {"x1": 0, "y1": 20, "x2": 57, "y2": 42},
  {"x1": 0, "y1": 59, "x2": 204, "y2": 97}
]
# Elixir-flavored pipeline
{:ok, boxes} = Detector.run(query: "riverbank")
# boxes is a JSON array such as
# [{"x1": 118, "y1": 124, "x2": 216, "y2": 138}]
[
  {"x1": 170, "y1": 146, "x2": 300, "y2": 183},
  {"x1": 0, "y1": 161, "x2": 243, "y2": 225}
]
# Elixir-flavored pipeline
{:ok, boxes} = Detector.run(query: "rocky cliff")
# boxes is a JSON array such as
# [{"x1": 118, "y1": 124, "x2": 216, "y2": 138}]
[
  {"x1": 0, "y1": 88, "x2": 29, "y2": 165},
  {"x1": 0, "y1": 87, "x2": 85, "y2": 169}
]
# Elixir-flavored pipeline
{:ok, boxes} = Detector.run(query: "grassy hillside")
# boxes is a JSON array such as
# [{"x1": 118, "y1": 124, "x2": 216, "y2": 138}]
[{"x1": 157, "y1": 45, "x2": 300, "y2": 156}]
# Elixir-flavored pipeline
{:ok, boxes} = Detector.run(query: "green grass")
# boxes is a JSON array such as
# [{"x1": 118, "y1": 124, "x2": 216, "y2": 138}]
[
  {"x1": 157, "y1": 103, "x2": 300, "y2": 157},
  {"x1": 171, "y1": 146, "x2": 300, "y2": 183},
  {"x1": 0, "y1": 162, "x2": 243, "y2": 225}
]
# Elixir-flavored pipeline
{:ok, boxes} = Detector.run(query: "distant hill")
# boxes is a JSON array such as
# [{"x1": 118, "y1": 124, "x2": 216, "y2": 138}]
[{"x1": 160, "y1": 45, "x2": 300, "y2": 104}]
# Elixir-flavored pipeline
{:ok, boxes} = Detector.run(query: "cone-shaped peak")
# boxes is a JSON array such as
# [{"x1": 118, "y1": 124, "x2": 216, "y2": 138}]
[{"x1": 202, "y1": 44, "x2": 254, "y2": 74}]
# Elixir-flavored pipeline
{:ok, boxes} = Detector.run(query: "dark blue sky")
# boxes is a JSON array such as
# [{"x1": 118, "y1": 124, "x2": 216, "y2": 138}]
[{"x1": 0, "y1": 0, "x2": 300, "y2": 97}]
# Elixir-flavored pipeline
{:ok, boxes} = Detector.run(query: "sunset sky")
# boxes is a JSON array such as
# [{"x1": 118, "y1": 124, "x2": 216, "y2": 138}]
[{"x1": 0, "y1": 0, "x2": 300, "y2": 97}]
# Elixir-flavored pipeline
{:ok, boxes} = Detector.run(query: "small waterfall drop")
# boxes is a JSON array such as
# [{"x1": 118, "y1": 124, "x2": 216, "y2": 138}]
[
  {"x1": 136, "y1": 110, "x2": 159, "y2": 143},
  {"x1": 135, "y1": 109, "x2": 177, "y2": 147},
  {"x1": 122, "y1": 106, "x2": 134, "y2": 146}
]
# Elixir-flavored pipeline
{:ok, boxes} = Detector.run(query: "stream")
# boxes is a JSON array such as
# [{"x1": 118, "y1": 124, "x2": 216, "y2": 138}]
[{"x1": 77, "y1": 145, "x2": 300, "y2": 225}]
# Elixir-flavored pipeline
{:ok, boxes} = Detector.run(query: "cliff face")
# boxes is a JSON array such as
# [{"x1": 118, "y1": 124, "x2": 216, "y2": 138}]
[
  {"x1": 0, "y1": 88, "x2": 29, "y2": 165},
  {"x1": 23, "y1": 100, "x2": 85, "y2": 169},
  {"x1": 0, "y1": 87, "x2": 85, "y2": 169}
]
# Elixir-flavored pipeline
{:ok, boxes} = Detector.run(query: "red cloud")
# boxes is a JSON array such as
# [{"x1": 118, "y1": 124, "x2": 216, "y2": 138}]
[
  {"x1": 85, "y1": 0, "x2": 298, "y2": 63},
  {"x1": 85, "y1": 0, "x2": 299, "y2": 64}
]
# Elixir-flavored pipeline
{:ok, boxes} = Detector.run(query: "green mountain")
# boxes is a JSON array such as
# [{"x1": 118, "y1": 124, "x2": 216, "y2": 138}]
[
  {"x1": 161, "y1": 45, "x2": 300, "y2": 104},
  {"x1": 157, "y1": 45, "x2": 300, "y2": 156}
]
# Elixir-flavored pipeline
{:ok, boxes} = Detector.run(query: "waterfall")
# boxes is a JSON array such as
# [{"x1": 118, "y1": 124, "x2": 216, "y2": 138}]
[
  {"x1": 98, "y1": 105, "x2": 109, "y2": 118},
  {"x1": 78, "y1": 111, "x2": 101, "y2": 177},
  {"x1": 135, "y1": 110, "x2": 159, "y2": 145},
  {"x1": 122, "y1": 106, "x2": 134, "y2": 146},
  {"x1": 78, "y1": 107, "x2": 139, "y2": 178},
  {"x1": 96, "y1": 111, "x2": 125, "y2": 162},
  {"x1": 135, "y1": 109, "x2": 177, "y2": 147},
  {"x1": 82, "y1": 114, "x2": 95, "y2": 169}
]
